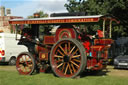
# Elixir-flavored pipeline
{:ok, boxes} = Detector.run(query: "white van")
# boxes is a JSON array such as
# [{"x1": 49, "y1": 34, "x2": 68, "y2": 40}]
[{"x1": 0, "y1": 32, "x2": 28, "y2": 65}]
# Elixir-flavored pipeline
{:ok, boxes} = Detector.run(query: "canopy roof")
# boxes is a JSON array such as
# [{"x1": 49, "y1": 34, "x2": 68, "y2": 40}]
[{"x1": 9, "y1": 15, "x2": 119, "y2": 25}]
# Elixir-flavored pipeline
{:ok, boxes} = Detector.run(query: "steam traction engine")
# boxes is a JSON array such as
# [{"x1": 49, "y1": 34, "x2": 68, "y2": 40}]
[{"x1": 9, "y1": 14, "x2": 119, "y2": 78}]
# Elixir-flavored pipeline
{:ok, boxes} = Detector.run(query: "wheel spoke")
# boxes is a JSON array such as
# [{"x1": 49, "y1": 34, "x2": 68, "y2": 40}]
[
  {"x1": 56, "y1": 59, "x2": 63, "y2": 63},
  {"x1": 70, "y1": 61, "x2": 79, "y2": 68},
  {"x1": 27, "y1": 66, "x2": 31, "y2": 71},
  {"x1": 68, "y1": 42, "x2": 70, "y2": 52},
  {"x1": 57, "y1": 63, "x2": 63, "y2": 68},
  {"x1": 65, "y1": 44, "x2": 67, "y2": 54},
  {"x1": 69, "y1": 46, "x2": 75, "y2": 54},
  {"x1": 27, "y1": 67, "x2": 31, "y2": 72},
  {"x1": 20, "y1": 57, "x2": 25, "y2": 63},
  {"x1": 59, "y1": 45, "x2": 67, "y2": 55},
  {"x1": 19, "y1": 61, "x2": 24, "y2": 64},
  {"x1": 57, "y1": 49, "x2": 64, "y2": 56},
  {"x1": 72, "y1": 55, "x2": 81, "y2": 58},
  {"x1": 72, "y1": 48, "x2": 79, "y2": 56},
  {"x1": 25, "y1": 55, "x2": 29, "y2": 61},
  {"x1": 25, "y1": 67, "x2": 29, "y2": 72},
  {"x1": 26, "y1": 67, "x2": 30, "y2": 72},
  {"x1": 68, "y1": 63, "x2": 72, "y2": 74},
  {"x1": 25, "y1": 55, "x2": 28, "y2": 64},
  {"x1": 64, "y1": 63, "x2": 69, "y2": 75},
  {"x1": 26, "y1": 61, "x2": 32, "y2": 65},
  {"x1": 27, "y1": 61, "x2": 32, "y2": 65},
  {"x1": 30, "y1": 59, "x2": 32, "y2": 62},
  {"x1": 71, "y1": 63, "x2": 76, "y2": 72},
  {"x1": 62, "y1": 63, "x2": 65, "y2": 72},
  {"x1": 28, "y1": 64, "x2": 33, "y2": 67},
  {"x1": 21, "y1": 57, "x2": 25, "y2": 62},
  {"x1": 54, "y1": 55, "x2": 63, "y2": 58},
  {"x1": 19, "y1": 64, "x2": 23, "y2": 68},
  {"x1": 24, "y1": 67, "x2": 27, "y2": 72},
  {"x1": 20, "y1": 66, "x2": 24, "y2": 71},
  {"x1": 73, "y1": 59, "x2": 80, "y2": 63},
  {"x1": 28, "y1": 65, "x2": 33, "y2": 70}
]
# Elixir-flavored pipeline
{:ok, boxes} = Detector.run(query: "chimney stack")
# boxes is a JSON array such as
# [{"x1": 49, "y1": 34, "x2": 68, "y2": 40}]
[
  {"x1": 6, "y1": 8, "x2": 11, "y2": 16},
  {"x1": 34, "y1": 13, "x2": 40, "y2": 18},
  {"x1": 0, "y1": 6, "x2": 5, "y2": 16}
]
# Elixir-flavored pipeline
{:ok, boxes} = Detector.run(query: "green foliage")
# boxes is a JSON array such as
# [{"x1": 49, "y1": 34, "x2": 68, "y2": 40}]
[
  {"x1": 27, "y1": 16, "x2": 34, "y2": 19},
  {"x1": 64, "y1": 0, "x2": 87, "y2": 12},
  {"x1": 38, "y1": 11, "x2": 48, "y2": 18},
  {"x1": 65, "y1": 0, "x2": 128, "y2": 38}
]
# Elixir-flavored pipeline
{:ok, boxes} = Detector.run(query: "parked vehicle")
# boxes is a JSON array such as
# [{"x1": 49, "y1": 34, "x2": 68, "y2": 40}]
[
  {"x1": 108, "y1": 37, "x2": 128, "y2": 65},
  {"x1": 9, "y1": 13, "x2": 119, "y2": 78},
  {"x1": 114, "y1": 49, "x2": 128, "y2": 69},
  {"x1": 0, "y1": 31, "x2": 28, "y2": 65}
]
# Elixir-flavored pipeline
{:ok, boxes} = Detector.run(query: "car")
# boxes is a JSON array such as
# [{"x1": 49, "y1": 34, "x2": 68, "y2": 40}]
[{"x1": 114, "y1": 49, "x2": 128, "y2": 69}]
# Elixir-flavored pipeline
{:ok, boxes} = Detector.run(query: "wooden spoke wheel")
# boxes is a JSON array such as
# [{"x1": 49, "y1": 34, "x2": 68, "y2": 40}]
[
  {"x1": 16, "y1": 52, "x2": 36, "y2": 75},
  {"x1": 50, "y1": 38, "x2": 86, "y2": 78}
]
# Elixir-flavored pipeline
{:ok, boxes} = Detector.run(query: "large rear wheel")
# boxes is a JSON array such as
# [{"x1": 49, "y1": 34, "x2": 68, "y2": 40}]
[
  {"x1": 50, "y1": 38, "x2": 86, "y2": 78},
  {"x1": 16, "y1": 52, "x2": 36, "y2": 75}
]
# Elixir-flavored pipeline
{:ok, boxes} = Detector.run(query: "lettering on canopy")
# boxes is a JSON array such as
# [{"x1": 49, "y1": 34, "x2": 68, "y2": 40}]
[{"x1": 9, "y1": 18, "x2": 99, "y2": 24}]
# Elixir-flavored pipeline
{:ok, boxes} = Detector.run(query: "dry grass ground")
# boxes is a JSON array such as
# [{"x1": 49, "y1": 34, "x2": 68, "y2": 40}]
[
  {"x1": 106, "y1": 66, "x2": 128, "y2": 78},
  {"x1": 0, "y1": 65, "x2": 16, "y2": 71}
]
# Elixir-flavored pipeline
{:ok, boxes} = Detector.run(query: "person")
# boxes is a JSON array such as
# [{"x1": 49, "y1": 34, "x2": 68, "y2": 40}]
[
  {"x1": 82, "y1": 38, "x2": 91, "y2": 53},
  {"x1": 97, "y1": 29, "x2": 103, "y2": 38},
  {"x1": 78, "y1": 28, "x2": 91, "y2": 54}
]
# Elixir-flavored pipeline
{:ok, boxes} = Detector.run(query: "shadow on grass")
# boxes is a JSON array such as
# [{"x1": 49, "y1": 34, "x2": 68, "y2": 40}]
[
  {"x1": 114, "y1": 68, "x2": 128, "y2": 70},
  {"x1": 80, "y1": 70, "x2": 110, "y2": 78},
  {"x1": 33, "y1": 67, "x2": 111, "y2": 78},
  {"x1": 0, "y1": 63, "x2": 111, "y2": 78},
  {"x1": 33, "y1": 66, "x2": 53, "y2": 75}
]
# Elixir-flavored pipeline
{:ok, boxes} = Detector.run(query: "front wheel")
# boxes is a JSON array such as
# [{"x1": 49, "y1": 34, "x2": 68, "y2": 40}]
[
  {"x1": 9, "y1": 57, "x2": 16, "y2": 65},
  {"x1": 50, "y1": 38, "x2": 87, "y2": 78},
  {"x1": 16, "y1": 52, "x2": 36, "y2": 75}
]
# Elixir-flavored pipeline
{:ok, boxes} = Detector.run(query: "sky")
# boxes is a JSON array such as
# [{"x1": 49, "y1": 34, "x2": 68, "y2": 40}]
[{"x1": 0, "y1": 0, "x2": 68, "y2": 18}]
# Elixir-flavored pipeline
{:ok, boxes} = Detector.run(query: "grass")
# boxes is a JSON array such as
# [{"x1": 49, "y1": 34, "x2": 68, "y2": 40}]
[{"x1": 0, "y1": 69, "x2": 128, "y2": 85}]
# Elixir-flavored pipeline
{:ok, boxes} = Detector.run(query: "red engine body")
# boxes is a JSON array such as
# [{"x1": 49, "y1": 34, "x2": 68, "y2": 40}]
[{"x1": 37, "y1": 25, "x2": 113, "y2": 71}]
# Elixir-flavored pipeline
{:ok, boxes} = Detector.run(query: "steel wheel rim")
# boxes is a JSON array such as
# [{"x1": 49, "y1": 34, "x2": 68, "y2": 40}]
[
  {"x1": 51, "y1": 40, "x2": 83, "y2": 77},
  {"x1": 16, "y1": 54, "x2": 34, "y2": 75}
]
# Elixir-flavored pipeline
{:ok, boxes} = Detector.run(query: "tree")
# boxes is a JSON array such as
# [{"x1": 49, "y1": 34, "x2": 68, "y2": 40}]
[
  {"x1": 64, "y1": 0, "x2": 88, "y2": 12},
  {"x1": 65, "y1": 0, "x2": 128, "y2": 38}
]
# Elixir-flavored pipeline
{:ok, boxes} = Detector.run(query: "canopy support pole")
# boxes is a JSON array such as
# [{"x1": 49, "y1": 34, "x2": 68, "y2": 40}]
[
  {"x1": 103, "y1": 19, "x2": 106, "y2": 38},
  {"x1": 109, "y1": 20, "x2": 112, "y2": 38}
]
